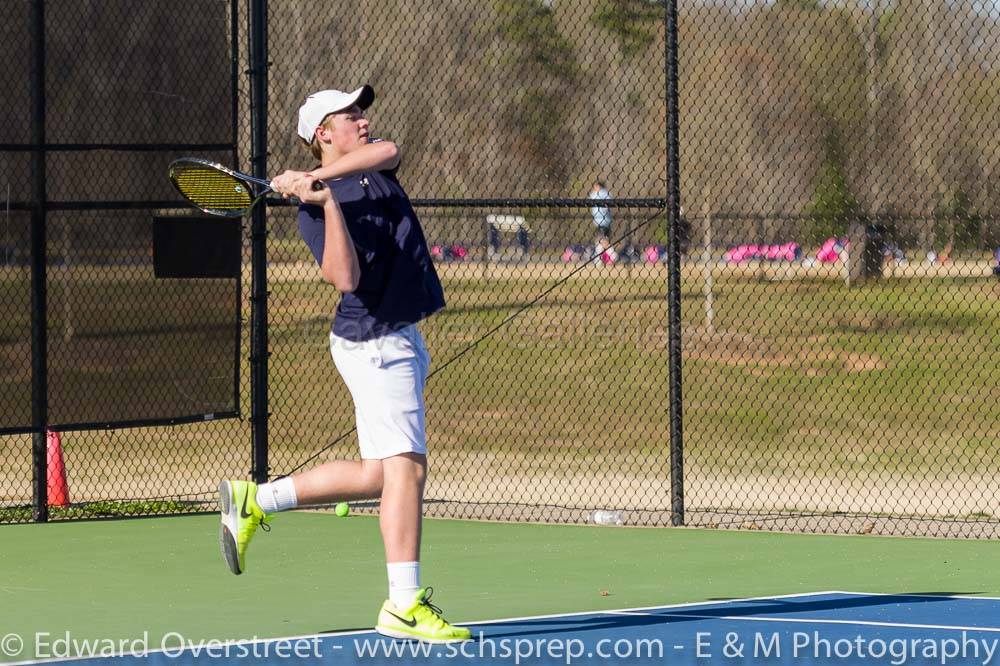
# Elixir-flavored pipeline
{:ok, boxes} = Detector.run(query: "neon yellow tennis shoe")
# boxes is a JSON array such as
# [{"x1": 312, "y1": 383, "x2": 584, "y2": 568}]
[
  {"x1": 218, "y1": 480, "x2": 270, "y2": 575},
  {"x1": 375, "y1": 588, "x2": 472, "y2": 643}
]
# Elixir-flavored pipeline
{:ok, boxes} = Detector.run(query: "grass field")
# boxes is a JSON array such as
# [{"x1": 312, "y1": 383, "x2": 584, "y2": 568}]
[{"x1": 2, "y1": 258, "x2": 999, "y2": 527}]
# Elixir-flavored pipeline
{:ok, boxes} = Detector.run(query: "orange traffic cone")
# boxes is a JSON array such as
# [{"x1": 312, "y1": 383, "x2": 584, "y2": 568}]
[{"x1": 46, "y1": 430, "x2": 70, "y2": 507}]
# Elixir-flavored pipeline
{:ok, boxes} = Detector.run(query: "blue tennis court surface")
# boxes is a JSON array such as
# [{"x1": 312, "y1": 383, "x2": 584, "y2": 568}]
[{"x1": 23, "y1": 591, "x2": 1000, "y2": 665}]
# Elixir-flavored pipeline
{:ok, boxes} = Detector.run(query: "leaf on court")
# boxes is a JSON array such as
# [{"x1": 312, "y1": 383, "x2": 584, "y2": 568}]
[{"x1": 600, "y1": 590, "x2": 611, "y2": 596}]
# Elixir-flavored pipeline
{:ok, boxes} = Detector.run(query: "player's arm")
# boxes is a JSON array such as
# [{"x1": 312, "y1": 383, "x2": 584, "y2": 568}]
[
  {"x1": 311, "y1": 140, "x2": 400, "y2": 178},
  {"x1": 273, "y1": 141, "x2": 400, "y2": 192},
  {"x1": 295, "y1": 176, "x2": 360, "y2": 292}
]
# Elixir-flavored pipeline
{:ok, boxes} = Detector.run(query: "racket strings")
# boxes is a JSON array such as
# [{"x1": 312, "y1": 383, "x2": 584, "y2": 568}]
[{"x1": 171, "y1": 164, "x2": 253, "y2": 212}]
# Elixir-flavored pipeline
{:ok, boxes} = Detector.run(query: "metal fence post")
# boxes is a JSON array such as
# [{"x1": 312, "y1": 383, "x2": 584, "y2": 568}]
[
  {"x1": 249, "y1": 0, "x2": 270, "y2": 484},
  {"x1": 666, "y1": 0, "x2": 684, "y2": 527},
  {"x1": 30, "y1": 0, "x2": 49, "y2": 523}
]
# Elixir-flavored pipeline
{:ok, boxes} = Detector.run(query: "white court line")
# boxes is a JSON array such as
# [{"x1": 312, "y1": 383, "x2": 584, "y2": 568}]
[
  {"x1": 8, "y1": 590, "x2": 842, "y2": 665},
  {"x1": 464, "y1": 589, "x2": 844, "y2": 627},
  {"x1": 612, "y1": 612, "x2": 1000, "y2": 634},
  {"x1": 614, "y1": 592, "x2": 1000, "y2": 634},
  {"x1": 831, "y1": 590, "x2": 1000, "y2": 602}
]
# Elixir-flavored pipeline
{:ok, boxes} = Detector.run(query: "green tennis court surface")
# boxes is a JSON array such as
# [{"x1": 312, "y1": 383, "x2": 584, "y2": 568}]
[{"x1": 3, "y1": 513, "x2": 998, "y2": 663}]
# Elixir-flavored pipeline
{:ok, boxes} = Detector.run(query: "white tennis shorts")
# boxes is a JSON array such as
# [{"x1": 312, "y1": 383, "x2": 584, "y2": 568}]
[{"x1": 329, "y1": 324, "x2": 430, "y2": 460}]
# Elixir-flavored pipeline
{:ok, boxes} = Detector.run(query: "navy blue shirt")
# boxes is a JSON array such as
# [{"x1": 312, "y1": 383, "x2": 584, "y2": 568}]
[{"x1": 297, "y1": 165, "x2": 445, "y2": 342}]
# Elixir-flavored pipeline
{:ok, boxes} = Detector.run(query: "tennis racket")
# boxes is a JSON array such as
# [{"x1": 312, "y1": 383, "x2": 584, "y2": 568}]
[{"x1": 168, "y1": 157, "x2": 324, "y2": 217}]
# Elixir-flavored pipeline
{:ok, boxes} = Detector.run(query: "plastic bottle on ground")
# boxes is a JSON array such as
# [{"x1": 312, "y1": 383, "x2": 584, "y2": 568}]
[{"x1": 591, "y1": 510, "x2": 624, "y2": 526}]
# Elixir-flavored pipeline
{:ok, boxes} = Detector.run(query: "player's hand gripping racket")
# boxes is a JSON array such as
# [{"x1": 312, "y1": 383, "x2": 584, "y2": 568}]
[{"x1": 168, "y1": 157, "x2": 324, "y2": 217}]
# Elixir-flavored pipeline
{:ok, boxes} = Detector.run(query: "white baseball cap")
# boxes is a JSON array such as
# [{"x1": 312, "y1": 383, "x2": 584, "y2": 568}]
[{"x1": 296, "y1": 85, "x2": 375, "y2": 141}]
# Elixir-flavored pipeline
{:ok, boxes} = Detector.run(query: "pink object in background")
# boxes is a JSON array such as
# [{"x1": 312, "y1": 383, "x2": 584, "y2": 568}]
[
  {"x1": 816, "y1": 237, "x2": 847, "y2": 263},
  {"x1": 724, "y1": 242, "x2": 800, "y2": 263}
]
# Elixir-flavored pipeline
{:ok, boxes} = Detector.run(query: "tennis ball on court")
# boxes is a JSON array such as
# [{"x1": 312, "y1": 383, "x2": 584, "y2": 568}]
[{"x1": 335, "y1": 502, "x2": 350, "y2": 517}]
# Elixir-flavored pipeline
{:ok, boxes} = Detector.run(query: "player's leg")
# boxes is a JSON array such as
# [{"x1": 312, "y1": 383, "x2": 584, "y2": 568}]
[
  {"x1": 379, "y1": 453, "x2": 425, "y2": 615},
  {"x1": 375, "y1": 452, "x2": 470, "y2": 643},
  {"x1": 219, "y1": 461, "x2": 383, "y2": 577},
  {"x1": 280, "y1": 458, "x2": 383, "y2": 505},
  {"x1": 379, "y1": 452, "x2": 425, "y2": 565},
  {"x1": 219, "y1": 460, "x2": 382, "y2": 574},
  {"x1": 370, "y1": 328, "x2": 470, "y2": 643},
  {"x1": 219, "y1": 462, "x2": 382, "y2": 576},
  {"x1": 218, "y1": 331, "x2": 387, "y2": 576}
]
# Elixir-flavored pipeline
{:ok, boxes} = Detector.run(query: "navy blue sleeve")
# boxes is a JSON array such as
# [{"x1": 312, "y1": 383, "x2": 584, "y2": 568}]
[{"x1": 297, "y1": 203, "x2": 325, "y2": 265}]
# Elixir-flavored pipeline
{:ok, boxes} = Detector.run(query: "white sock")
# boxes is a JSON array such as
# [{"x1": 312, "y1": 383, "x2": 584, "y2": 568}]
[
  {"x1": 387, "y1": 561, "x2": 420, "y2": 609},
  {"x1": 255, "y1": 477, "x2": 298, "y2": 514}
]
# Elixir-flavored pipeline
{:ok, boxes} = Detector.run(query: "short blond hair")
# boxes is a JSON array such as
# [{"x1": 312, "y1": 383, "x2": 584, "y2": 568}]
[{"x1": 301, "y1": 114, "x2": 334, "y2": 160}]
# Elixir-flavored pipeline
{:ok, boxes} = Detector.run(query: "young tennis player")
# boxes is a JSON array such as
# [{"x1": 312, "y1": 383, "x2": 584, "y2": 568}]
[{"x1": 218, "y1": 85, "x2": 470, "y2": 643}]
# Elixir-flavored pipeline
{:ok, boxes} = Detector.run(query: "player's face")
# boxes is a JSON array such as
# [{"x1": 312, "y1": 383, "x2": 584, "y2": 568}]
[{"x1": 320, "y1": 105, "x2": 370, "y2": 156}]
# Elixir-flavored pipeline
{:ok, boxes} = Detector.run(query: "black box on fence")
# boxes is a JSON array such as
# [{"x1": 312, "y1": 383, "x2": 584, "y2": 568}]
[{"x1": 153, "y1": 217, "x2": 241, "y2": 279}]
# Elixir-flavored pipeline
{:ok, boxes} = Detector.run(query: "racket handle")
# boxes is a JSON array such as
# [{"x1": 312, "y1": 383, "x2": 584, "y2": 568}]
[{"x1": 266, "y1": 178, "x2": 327, "y2": 193}]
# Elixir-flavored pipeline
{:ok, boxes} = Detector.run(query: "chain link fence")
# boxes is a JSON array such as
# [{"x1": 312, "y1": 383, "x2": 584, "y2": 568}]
[
  {"x1": 262, "y1": 0, "x2": 672, "y2": 526},
  {"x1": 676, "y1": 0, "x2": 1000, "y2": 536},
  {"x1": 3, "y1": 0, "x2": 999, "y2": 538},
  {"x1": 264, "y1": 0, "x2": 999, "y2": 537}
]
